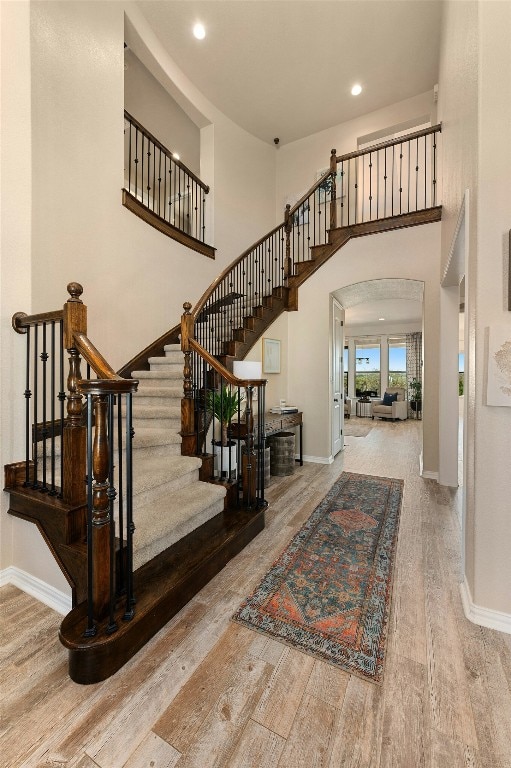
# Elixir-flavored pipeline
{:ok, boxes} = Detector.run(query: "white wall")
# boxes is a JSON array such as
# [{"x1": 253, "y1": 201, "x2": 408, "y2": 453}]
[
  {"x1": 472, "y1": 1, "x2": 511, "y2": 615},
  {"x1": 2, "y1": 0, "x2": 276, "y2": 594},
  {"x1": 124, "y1": 48, "x2": 200, "y2": 175},
  {"x1": 277, "y1": 224, "x2": 441, "y2": 466},
  {"x1": 28, "y1": 1, "x2": 276, "y2": 371},
  {"x1": 438, "y1": 0, "x2": 511, "y2": 621}
]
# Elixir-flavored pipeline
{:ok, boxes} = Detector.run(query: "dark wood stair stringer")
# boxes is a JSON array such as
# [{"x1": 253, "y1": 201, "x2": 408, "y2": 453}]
[
  {"x1": 5, "y1": 480, "x2": 88, "y2": 607},
  {"x1": 220, "y1": 207, "x2": 442, "y2": 365},
  {"x1": 60, "y1": 505, "x2": 265, "y2": 684}
]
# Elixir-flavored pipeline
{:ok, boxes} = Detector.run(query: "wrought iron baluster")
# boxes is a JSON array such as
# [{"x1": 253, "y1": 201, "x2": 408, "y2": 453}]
[
  {"x1": 134, "y1": 126, "x2": 139, "y2": 195},
  {"x1": 41, "y1": 322, "x2": 48, "y2": 492},
  {"x1": 415, "y1": 137, "x2": 419, "y2": 211},
  {"x1": 59, "y1": 321, "x2": 65, "y2": 497},
  {"x1": 24, "y1": 327, "x2": 31, "y2": 487},
  {"x1": 124, "y1": 391, "x2": 135, "y2": 621},
  {"x1": 433, "y1": 131, "x2": 437, "y2": 206},
  {"x1": 32, "y1": 326, "x2": 39, "y2": 489},
  {"x1": 407, "y1": 141, "x2": 411, "y2": 213},
  {"x1": 117, "y1": 393, "x2": 124, "y2": 594},
  {"x1": 85, "y1": 393, "x2": 96, "y2": 637},
  {"x1": 106, "y1": 392, "x2": 117, "y2": 634},
  {"x1": 49, "y1": 321, "x2": 57, "y2": 495}
]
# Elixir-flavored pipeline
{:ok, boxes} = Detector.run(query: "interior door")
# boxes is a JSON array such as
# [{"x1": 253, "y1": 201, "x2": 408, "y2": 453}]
[{"x1": 332, "y1": 298, "x2": 345, "y2": 456}]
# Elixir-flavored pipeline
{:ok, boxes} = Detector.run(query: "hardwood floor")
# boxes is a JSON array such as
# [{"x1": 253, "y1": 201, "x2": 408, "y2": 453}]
[{"x1": 2, "y1": 418, "x2": 511, "y2": 768}]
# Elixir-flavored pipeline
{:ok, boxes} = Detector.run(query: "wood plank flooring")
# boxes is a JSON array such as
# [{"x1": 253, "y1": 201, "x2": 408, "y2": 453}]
[{"x1": 2, "y1": 418, "x2": 511, "y2": 768}]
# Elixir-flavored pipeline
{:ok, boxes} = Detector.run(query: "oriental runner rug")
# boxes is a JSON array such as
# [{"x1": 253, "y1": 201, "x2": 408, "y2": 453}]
[{"x1": 232, "y1": 471, "x2": 403, "y2": 683}]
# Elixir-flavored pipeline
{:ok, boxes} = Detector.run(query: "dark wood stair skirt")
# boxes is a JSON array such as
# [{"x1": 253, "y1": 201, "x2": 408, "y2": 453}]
[
  {"x1": 122, "y1": 190, "x2": 216, "y2": 260},
  {"x1": 59, "y1": 504, "x2": 265, "y2": 684}
]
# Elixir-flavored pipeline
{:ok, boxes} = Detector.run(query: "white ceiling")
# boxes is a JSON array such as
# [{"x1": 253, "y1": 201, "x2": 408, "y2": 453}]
[
  {"x1": 334, "y1": 278, "x2": 424, "y2": 327},
  {"x1": 136, "y1": 0, "x2": 443, "y2": 145}
]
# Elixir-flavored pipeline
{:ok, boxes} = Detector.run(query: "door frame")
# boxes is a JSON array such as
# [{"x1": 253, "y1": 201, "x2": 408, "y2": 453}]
[{"x1": 330, "y1": 296, "x2": 345, "y2": 458}]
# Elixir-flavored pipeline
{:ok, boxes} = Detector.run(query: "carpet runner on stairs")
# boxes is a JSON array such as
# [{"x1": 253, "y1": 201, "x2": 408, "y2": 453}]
[{"x1": 130, "y1": 343, "x2": 226, "y2": 569}]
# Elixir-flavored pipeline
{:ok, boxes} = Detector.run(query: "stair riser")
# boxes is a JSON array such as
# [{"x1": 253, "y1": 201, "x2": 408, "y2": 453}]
[
  {"x1": 133, "y1": 395, "x2": 182, "y2": 408},
  {"x1": 132, "y1": 372, "x2": 184, "y2": 383},
  {"x1": 133, "y1": 468, "x2": 200, "y2": 507},
  {"x1": 148, "y1": 363, "x2": 184, "y2": 373},
  {"x1": 133, "y1": 496, "x2": 226, "y2": 571},
  {"x1": 38, "y1": 433, "x2": 182, "y2": 475}
]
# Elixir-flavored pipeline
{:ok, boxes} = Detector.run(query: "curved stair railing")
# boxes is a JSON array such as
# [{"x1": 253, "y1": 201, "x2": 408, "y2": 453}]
[
  {"x1": 181, "y1": 303, "x2": 267, "y2": 510},
  {"x1": 123, "y1": 110, "x2": 215, "y2": 259},
  {"x1": 189, "y1": 124, "x2": 441, "y2": 365}
]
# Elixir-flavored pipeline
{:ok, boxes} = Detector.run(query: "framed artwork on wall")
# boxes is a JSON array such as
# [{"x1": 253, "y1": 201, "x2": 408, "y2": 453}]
[
  {"x1": 486, "y1": 325, "x2": 511, "y2": 406},
  {"x1": 263, "y1": 338, "x2": 281, "y2": 374}
]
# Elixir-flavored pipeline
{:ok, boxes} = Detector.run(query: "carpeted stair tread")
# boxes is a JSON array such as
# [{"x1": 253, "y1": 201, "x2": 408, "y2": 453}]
[
  {"x1": 147, "y1": 357, "x2": 183, "y2": 368},
  {"x1": 132, "y1": 455, "x2": 202, "y2": 499},
  {"x1": 132, "y1": 369, "x2": 184, "y2": 381},
  {"x1": 130, "y1": 403, "x2": 182, "y2": 420},
  {"x1": 135, "y1": 386, "x2": 183, "y2": 398},
  {"x1": 133, "y1": 481, "x2": 227, "y2": 570},
  {"x1": 132, "y1": 427, "x2": 182, "y2": 447}
]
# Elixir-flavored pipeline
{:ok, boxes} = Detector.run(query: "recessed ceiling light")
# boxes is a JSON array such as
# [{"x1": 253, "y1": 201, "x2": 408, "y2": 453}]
[
  {"x1": 193, "y1": 22, "x2": 206, "y2": 40},
  {"x1": 378, "y1": 317, "x2": 385, "y2": 321},
  {"x1": 351, "y1": 84, "x2": 362, "y2": 96}
]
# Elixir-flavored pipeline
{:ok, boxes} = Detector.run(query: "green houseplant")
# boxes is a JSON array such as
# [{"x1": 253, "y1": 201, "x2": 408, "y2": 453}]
[
  {"x1": 207, "y1": 384, "x2": 244, "y2": 447},
  {"x1": 409, "y1": 378, "x2": 422, "y2": 412}
]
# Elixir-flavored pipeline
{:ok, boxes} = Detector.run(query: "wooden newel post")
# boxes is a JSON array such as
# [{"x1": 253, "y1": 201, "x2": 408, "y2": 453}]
[
  {"x1": 91, "y1": 395, "x2": 111, "y2": 620},
  {"x1": 63, "y1": 282, "x2": 87, "y2": 505},
  {"x1": 180, "y1": 302, "x2": 196, "y2": 456},
  {"x1": 329, "y1": 149, "x2": 337, "y2": 232},
  {"x1": 284, "y1": 204, "x2": 292, "y2": 278}
]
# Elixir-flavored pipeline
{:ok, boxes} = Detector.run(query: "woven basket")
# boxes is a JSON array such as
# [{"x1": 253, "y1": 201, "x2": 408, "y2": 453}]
[{"x1": 268, "y1": 432, "x2": 295, "y2": 476}]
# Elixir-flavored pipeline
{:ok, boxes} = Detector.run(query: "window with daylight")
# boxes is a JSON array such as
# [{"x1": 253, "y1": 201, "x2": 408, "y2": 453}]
[
  {"x1": 343, "y1": 346, "x2": 349, "y2": 395},
  {"x1": 355, "y1": 338, "x2": 381, "y2": 397},
  {"x1": 388, "y1": 336, "x2": 407, "y2": 389}
]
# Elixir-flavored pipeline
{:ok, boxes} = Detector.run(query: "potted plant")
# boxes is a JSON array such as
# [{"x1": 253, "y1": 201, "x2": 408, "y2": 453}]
[
  {"x1": 207, "y1": 384, "x2": 244, "y2": 478},
  {"x1": 409, "y1": 378, "x2": 422, "y2": 413}
]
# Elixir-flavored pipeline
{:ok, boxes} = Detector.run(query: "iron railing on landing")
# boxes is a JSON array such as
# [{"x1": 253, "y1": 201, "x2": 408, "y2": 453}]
[
  {"x1": 190, "y1": 124, "x2": 441, "y2": 360},
  {"x1": 123, "y1": 110, "x2": 210, "y2": 246}
]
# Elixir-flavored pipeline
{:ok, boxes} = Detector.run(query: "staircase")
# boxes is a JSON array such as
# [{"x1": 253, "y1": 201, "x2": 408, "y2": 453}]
[
  {"x1": 129, "y1": 344, "x2": 226, "y2": 570},
  {"x1": 5, "y1": 123, "x2": 442, "y2": 684}
]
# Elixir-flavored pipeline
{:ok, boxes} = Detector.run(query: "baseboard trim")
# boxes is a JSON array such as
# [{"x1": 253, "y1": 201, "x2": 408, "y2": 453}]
[
  {"x1": 0, "y1": 566, "x2": 72, "y2": 616},
  {"x1": 419, "y1": 451, "x2": 439, "y2": 481},
  {"x1": 460, "y1": 578, "x2": 511, "y2": 635},
  {"x1": 421, "y1": 470, "x2": 439, "y2": 481},
  {"x1": 300, "y1": 454, "x2": 334, "y2": 465}
]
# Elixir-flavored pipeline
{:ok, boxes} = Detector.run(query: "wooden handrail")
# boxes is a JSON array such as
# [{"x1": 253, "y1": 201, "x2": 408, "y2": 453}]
[
  {"x1": 124, "y1": 110, "x2": 209, "y2": 193},
  {"x1": 191, "y1": 222, "x2": 285, "y2": 319},
  {"x1": 73, "y1": 332, "x2": 125, "y2": 381},
  {"x1": 188, "y1": 338, "x2": 266, "y2": 388},
  {"x1": 335, "y1": 123, "x2": 442, "y2": 164},
  {"x1": 12, "y1": 309, "x2": 64, "y2": 333}
]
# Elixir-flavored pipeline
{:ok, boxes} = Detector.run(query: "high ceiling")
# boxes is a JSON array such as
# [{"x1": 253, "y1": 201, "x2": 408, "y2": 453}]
[{"x1": 137, "y1": 0, "x2": 443, "y2": 146}]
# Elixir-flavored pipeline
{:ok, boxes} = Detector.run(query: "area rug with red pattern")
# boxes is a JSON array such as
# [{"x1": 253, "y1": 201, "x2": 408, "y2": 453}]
[{"x1": 232, "y1": 471, "x2": 403, "y2": 683}]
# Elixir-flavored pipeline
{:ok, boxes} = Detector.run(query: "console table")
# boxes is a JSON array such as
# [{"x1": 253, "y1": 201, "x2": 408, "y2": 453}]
[
  {"x1": 230, "y1": 412, "x2": 303, "y2": 466},
  {"x1": 264, "y1": 412, "x2": 303, "y2": 466}
]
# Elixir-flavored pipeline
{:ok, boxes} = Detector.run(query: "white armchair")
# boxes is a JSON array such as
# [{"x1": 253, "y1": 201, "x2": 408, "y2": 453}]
[{"x1": 371, "y1": 387, "x2": 407, "y2": 421}]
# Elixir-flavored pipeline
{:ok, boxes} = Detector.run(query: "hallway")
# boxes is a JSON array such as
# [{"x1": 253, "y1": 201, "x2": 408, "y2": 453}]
[{"x1": 2, "y1": 419, "x2": 511, "y2": 767}]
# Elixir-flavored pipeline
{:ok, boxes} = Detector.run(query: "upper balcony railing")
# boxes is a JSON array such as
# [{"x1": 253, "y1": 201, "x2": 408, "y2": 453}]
[
  {"x1": 190, "y1": 124, "x2": 441, "y2": 359},
  {"x1": 123, "y1": 110, "x2": 210, "y2": 248}
]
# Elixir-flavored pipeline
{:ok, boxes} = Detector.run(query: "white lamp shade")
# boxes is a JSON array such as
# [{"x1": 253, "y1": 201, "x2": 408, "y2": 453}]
[{"x1": 233, "y1": 360, "x2": 262, "y2": 381}]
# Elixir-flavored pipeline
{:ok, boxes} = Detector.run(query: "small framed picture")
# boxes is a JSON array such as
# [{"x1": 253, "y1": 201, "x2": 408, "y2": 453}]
[{"x1": 263, "y1": 338, "x2": 281, "y2": 374}]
